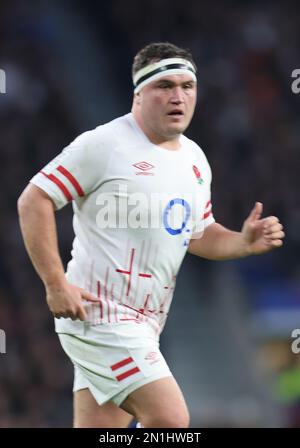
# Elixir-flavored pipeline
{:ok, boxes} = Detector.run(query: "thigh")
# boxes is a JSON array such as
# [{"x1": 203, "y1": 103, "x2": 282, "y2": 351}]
[
  {"x1": 74, "y1": 388, "x2": 134, "y2": 428},
  {"x1": 121, "y1": 376, "x2": 190, "y2": 428}
]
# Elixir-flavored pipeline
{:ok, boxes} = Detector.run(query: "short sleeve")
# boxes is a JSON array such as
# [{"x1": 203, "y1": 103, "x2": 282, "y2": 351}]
[
  {"x1": 192, "y1": 190, "x2": 215, "y2": 239},
  {"x1": 191, "y1": 147, "x2": 215, "y2": 239},
  {"x1": 201, "y1": 198, "x2": 215, "y2": 229},
  {"x1": 30, "y1": 129, "x2": 108, "y2": 210}
]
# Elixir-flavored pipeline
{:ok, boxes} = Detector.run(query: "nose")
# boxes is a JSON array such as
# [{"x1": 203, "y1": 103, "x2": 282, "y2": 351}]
[{"x1": 170, "y1": 86, "x2": 184, "y2": 104}]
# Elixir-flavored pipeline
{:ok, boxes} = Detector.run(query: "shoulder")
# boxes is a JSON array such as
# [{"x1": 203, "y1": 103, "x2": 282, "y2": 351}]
[
  {"x1": 70, "y1": 113, "x2": 135, "y2": 152},
  {"x1": 181, "y1": 135, "x2": 211, "y2": 170}
]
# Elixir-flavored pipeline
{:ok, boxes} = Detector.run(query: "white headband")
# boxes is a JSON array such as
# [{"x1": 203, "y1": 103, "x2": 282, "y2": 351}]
[{"x1": 133, "y1": 57, "x2": 197, "y2": 93}]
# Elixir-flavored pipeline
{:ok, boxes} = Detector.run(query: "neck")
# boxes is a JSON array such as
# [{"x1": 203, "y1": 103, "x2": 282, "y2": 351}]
[{"x1": 132, "y1": 109, "x2": 181, "y2": 151}]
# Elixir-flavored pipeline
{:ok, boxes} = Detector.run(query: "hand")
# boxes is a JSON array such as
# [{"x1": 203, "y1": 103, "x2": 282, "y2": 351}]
[
  {"x1": 45, "y1": 281, "x2": 99, "y2": 321},
  {"x1": 242, "y1": 202, "x2": 285, "y2": 255}
]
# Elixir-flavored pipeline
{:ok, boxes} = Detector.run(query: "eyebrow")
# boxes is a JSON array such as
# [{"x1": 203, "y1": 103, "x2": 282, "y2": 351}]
[{"x1": 154, "y1": 78, "x2": 196, "y2": 86}]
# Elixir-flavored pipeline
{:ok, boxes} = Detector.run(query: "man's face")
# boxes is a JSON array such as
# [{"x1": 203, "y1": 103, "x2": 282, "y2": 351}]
[{"x1": 134, "y1": 73, "x2": 197, "y2": 141}]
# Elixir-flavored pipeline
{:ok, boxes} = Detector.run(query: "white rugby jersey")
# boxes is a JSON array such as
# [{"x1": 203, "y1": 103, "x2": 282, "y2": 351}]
[{"x1": 30, "y1": 113, "x2": 215, "y2": 336}]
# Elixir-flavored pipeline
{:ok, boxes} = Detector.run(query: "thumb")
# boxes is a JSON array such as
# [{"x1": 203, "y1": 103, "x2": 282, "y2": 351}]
[
  {"x1": 79, "y1": 289, "x2": 99, "y2": 302},
  {"x1": 247, "y1": 202, "x2": 263, "y2": 222}
]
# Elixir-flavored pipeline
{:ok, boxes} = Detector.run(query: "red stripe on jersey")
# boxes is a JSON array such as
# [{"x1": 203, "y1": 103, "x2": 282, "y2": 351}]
[
  {"x1": 119, "y1": 318, "x2": 137, "y2": 321},
  {"x1": 110, "y1": 284, "x2": 118, "y2": 324},
  {"x1": 105, "y1": 267, "x2": 111, "y2": 323},
  {"x1": 111, "y1": 356, "x2": 134, "y2": 371},
  {"x1": 116, "y1": 248, "x2": 135, "y2": 297},
  {"x1": 138, "y1": 273, "x2": 152, "y2": 278},
  {"x1": 57, "y1": 165, "x2": 85, "y2": 197},
  {"x1": 205, "y1": 200, "x2": 212, "y2": 209},
  {"x1": 40, "y1": 171, "x2": 73, "y2": 201},
  {"x1": 123, "y1": 303, "x2": 140, "y2": 315},
  {"x1": 97, "y1": 281, "x2": 103, "y2": 320},
  {"x1": 115, "y1": 303, "x2": 118, "y2": 323},
  {"x1": 116, "y1": 367, "x2": 140, "y2": 382},
  {"x1": 203, "y1": 210, "x2": 212, "y2": 220},
  {"x1": 143, "y1": 293, "x2": 151, "y2": 310},
  {"x1": 127, "y1": 249, "x2": 135, "y2": 296}
]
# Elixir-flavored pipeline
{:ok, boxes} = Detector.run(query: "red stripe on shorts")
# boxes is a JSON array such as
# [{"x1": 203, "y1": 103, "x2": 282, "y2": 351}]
[
  {"x1": 116, "y1": 367, "x2": 140, "y2": 382},
  {"x1": 111, "y1": 356, "x2": 134, "y2": 371}
]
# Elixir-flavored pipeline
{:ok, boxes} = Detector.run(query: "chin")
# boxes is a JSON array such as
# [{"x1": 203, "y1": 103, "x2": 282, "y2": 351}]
[{"x1": 166, "y1": 123, "x2": 186, "y2": 135}]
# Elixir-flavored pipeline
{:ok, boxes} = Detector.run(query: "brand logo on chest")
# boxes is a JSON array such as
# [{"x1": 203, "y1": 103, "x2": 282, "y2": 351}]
[{"x1": 133, "y1": 161, "x2": 155, "y2": 175}]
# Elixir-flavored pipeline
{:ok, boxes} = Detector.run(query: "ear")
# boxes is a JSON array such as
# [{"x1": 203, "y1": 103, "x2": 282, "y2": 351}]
[{"x1": 134, "y1": 92, "x2": 141, "y2": 105}]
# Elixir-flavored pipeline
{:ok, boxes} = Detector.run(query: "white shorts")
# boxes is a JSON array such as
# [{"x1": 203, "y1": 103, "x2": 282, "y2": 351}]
[{"x1": 58, "y1": 322, "x2": 172, "y2": 407}]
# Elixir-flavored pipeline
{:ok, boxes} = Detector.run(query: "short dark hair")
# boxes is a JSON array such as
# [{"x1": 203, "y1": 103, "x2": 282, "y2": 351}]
[{"x1": 132, "y1": 42, "x2": 196, "y2": 78}]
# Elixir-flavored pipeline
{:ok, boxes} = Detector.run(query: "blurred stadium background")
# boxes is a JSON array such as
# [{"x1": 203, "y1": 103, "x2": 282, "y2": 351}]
[{"x1": 0, "y1": 0, "x2": 300, "y2": 427}]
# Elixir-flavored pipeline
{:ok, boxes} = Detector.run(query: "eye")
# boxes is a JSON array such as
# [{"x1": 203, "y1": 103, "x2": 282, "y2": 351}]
[
  {"x1": 183, "y1": 83, "x2": 194, "y2": 90},
  {"x1": 157, "y1": 82, "x2": 172, "y2": 89}
]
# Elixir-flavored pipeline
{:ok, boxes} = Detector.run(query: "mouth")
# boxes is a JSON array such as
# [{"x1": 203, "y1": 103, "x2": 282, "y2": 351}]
[{"x1": 167, "y1": 110, "x2": 184, "y2": 118}]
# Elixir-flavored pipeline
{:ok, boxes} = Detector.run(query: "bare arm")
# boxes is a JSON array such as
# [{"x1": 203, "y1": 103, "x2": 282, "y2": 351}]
[
  {"x1": 188, "y1": 202, "x2": 285, "y2": 260},
  {"x1": 188, "y1": 222, "x2": 250, "y2": 260},
  {"x1": 18, "y1": 184, "x2": 66, "y2": 286},
  {"x1": 17, "y1": 184, "x2": 97, "y2": 320}
]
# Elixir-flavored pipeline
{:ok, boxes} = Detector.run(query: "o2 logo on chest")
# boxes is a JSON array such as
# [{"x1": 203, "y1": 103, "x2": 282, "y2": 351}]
[{"x1": 163, "y1": 198, "x2": 191, "y2": 245}]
